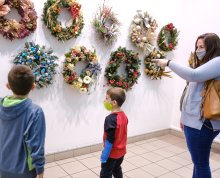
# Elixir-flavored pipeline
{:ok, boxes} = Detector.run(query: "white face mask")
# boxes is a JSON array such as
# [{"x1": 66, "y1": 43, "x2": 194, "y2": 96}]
[{"x1": 196, "y1": 50, "x2": 206, "y2": 60}]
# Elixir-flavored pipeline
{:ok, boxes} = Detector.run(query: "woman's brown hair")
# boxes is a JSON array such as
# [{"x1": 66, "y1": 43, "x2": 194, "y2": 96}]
[{"x1": 194, "y1": 33, "x2": 220, "y2": 68}]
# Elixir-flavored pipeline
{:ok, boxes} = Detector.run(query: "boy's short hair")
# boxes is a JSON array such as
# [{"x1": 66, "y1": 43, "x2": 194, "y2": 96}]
[
  {"x1": 8, "y1": 65, "x2": 34, "y2": 95},
  {"x1": 107, "y1": 87, "x2": 126, "y2": 107}
]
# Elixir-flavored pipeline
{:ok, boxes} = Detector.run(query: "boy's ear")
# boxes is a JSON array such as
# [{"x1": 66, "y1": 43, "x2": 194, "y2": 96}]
[
  {"x1": 31, "y1": 83, "x2": 36, "y2": 91},
  {"x1": 113, "y1": 100, "x2": 118, "y2": 107},
  {"x1": 6, "y1": 83, "x2": 11, "y2": 90}
]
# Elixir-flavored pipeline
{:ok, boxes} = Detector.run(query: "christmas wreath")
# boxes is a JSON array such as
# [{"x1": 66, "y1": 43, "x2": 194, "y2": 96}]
[
  {"x1": 13, "y1": 42, "x2": 59, "y2": 89},
  {"x1": 188, "y1": 52, "x2": 194, "y2": 68},
  {"x1": 63, "y1": 45, "x2": 102, "y2": 94},
  {"x1": 42, "y1": 0, "x2": 84, "y2": 42},
  {"x1": 104, "y1": 46, "x2": 141, "y2": 91},
  {"x1": 157, "y1": 23, "x2": 180, "y2": 52},
  {"x1": 92, "y1": 0, "x2": 121, "y2": 46},
  {"x1": 0, "y1": 0, "x2": 38, "y2": 41},
  {"x1": 130, "y1": 10, "x2": 158, "y2": 55},
  {"x1": 144, "y1": 49, "x2": 172, "y2": 80}
]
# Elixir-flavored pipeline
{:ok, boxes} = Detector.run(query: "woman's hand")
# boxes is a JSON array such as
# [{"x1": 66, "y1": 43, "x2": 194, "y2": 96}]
[
  {"x1": 151, "y1": 59, "x2": 169, "y2": 67},
  {"x1": 180, "y1": 122, "x2": 184, "y2": 132}
]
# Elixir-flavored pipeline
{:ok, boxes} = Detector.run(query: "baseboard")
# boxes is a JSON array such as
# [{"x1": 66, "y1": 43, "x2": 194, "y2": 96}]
[{"x1": 45, "y1": 127, "x2": 220, "y2": 163}]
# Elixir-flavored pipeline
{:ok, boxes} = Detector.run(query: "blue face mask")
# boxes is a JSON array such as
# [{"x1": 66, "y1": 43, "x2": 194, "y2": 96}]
[{"x1": 196, "y1": 50, "x2": 206, "y2": 60}]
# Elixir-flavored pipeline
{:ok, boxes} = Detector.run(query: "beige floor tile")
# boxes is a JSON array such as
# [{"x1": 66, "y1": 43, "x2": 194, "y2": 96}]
[
  {"x1": 146, "y1": 138, "x2": 159, "y2": 143},
  {"x1": 156, "y1": 159, "x2": 182, "y2": 171},
  {"x1": 127, "y1": 146, "x2": 149, "y2": 155},
  {"x1": 174, "y1": 141, "x2": 188, "y2": 150},
  {"x1": 211, "y1": 148, "x2": 220, "y2": 154},
  {"x1": 79, "y1": 157, "x2": 100, "y2": 169},
  {"x1": 60, "y1": 161, "x2": 88, "y2": 174},
  {"x1": 139, "y1": 143, "x2": 160, "y2": 151},
  {"x1": 126, "y1": 155, "x2": 151, "y2": 167},
  {"x1": 124, "y1": 151, "x2": 136, "y2": 159},
  {"x1": 173, "y1": 167, "x2": 193, "y2": 178},
  {"x1": 186, "y1": 163, "x2": 193, "y2": 170},
  {"x1": 178, "y1": 151, "x2": 192, "y2": 160},
  {"x1": 169, "y1": 155, "x2": 192, "y2": 166},
  {"x1": 45, "y1": 162, "x2": 57, "y2": 169},
  {"x1": 71, "y1": 170, "x2": 98, "y2": 178},
  {"x1": 150, "y1": 140, "x2": 171, "y2": 148},
  {"x1": 157, "y1": 134, "x2": 174, "y2": 140},
  {"x1": 127, "y1": 143, "x2": 136, "y2": 148},
  {"x1": 134, "y1": 140, "x2": 147, "y2": 145},
  {"x1": 215, "y1": 168, "x2": 220, "y2": 174},
  {"x1": 158, "y1": 172, "x2": 182, "y2": 178},
  {"x1": 121, "y1": 160, "x2": 137, "y2": 172},
  {"x1": 141, "y1": 163, "x2": 169, "y2": 177},
  {"x1": 56, "y1": 157, "x2": 76, "y2": 165},
  {"x1": 210, "y1": 159, "x2": 220, "y2": 169},
  {"x1": 62, "y1": 176, "x2": 72, "y2": 178},
  {"x1": 161, "y1": 136, "x2": 185, "y2": 144},
  {"x1": 125, "y1": 168, "x2": 155, "y2": 178},
  {"x1": 210, "y1": 154, "x2": 220, "y2": 162},
  {"x1": 153, "y1": 149, "x2": 176, "y2": 158},
  {"x1": 44, "y1": 166, "x2": 68, "y2": 178},
  {"x1": 75, "y1": 153, "x2": 94, "y2": 160},
  {"x1": 140, "y1": 152, "x2": 165, "y2": 162},
  {"x1": 92, "y1": 151, "x2": 102, "y2": 156},
  {"x1": 163, "y1": 145, "x2": 186, "y2": 154},
  {"x1": 212, "y1": 171, "x2": 220, "y2": 178},
  {"x1": 91, "y1": 167, "x2": 100, "y2": 176}
]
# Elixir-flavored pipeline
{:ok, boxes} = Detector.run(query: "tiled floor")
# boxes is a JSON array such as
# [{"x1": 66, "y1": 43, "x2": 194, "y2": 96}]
[{"x1": 44, "y1": 134, "x2": 220, "y2": 178}]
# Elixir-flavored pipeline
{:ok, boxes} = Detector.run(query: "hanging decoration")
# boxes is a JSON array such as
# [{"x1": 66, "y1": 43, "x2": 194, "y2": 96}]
[
  {"x1": 63, "y1": 45, "x2": 102, "y2": 94},
  {"x1": 92, "y1": 0, "x2": 121, "y2": 46},
  {"x1": 144, "y1": 49, "x2": 172, "y2": 80},
  {"x1": 42, "y1": 0, "x2": 84, "y2": 42},
  {"x1": 157, "y1": 23, "x2": 180, "y2": 52},
  {"x1": 0, "y1": 0, "x2": 38, "y2": 41},
  {"x1": 13, "y1": 42, "x2": 59, "y2": 89},
  {"x1": 188, "y1": 52, "x2": 194, "y2": 68},
  {"x1": 130, "y1": 10, "x2": 158, "y2": 55},
  {"x1": 104, "y1": 46, "x2": 141, "y2": 91}
]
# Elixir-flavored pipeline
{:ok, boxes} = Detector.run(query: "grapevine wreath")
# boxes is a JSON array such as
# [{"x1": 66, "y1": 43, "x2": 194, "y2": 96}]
[
  {"x1": 92, "y1": 0, "x2": 121, "y2": 46},
  {"x1": 42, "y1": 0, "x2": 84, "y2": 42},
  {"x1": 0, "y1": 0, "x2": 38, "y2": 40},
  {"x1": 104, "y1": 46, "x2": 141, "y2": 91},
  {"x1": 63, "y1": 45, "x2": 102, "y2": 94},
  {"x1": 13, "y1": 42, "x2": 59, "y2": 89},
  {"x1": 144, "y1": 49, "x2": 172, "y2": 80},
  {"x1": 131, "y1": 10, "x2": 158, "y2": 55},
  {"x1": 157, "y1": 23, "x2": 179, "y2": 52}
]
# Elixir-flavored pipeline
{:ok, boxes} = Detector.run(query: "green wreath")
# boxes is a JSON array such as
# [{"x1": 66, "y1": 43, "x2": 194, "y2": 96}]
[
  {"x1": 104, "y1": 47, "x2": 141, "y2": 91},
  {"x1": 158, "y1": 23, "x2": 179, "y2": 52},
  {"x1": 42, "y1": 0, "x2": 84, "y2": 42}
]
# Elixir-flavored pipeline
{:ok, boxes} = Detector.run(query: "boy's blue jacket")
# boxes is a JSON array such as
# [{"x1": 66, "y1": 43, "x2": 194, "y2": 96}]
[{"x1": 0, "y1": 97, "x2": 46, "y2": 176}]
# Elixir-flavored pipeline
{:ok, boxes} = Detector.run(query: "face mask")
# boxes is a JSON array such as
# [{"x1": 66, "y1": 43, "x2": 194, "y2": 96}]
[
  {"x1": 103, "y1": 101, "x2": 113, "y2": 111},
  {"x1": 196, "y1": 50, "x2": 206, "y2": 60}
]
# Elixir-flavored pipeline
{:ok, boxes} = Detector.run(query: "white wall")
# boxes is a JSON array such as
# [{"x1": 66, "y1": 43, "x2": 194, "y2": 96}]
[
  {"x1": 170, "y1": 0, "x2": 220, "y2": 142},
  {"x1": 3, "y1": 0, "x2": 219, "y2": 153}
]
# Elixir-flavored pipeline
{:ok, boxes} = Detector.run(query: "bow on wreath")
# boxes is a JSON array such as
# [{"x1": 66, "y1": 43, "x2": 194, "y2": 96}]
[
  {"x1": 0, "y1": 0, "x2": 10, "y2": 17},
  {"x1": 136, "y1": 10, "x2": 151, "y2": 28}
]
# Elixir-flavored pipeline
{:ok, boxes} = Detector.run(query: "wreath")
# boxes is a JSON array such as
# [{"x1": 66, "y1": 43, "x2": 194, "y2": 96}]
[
  {"x1": 158, "y1": 23, "x2": 179, "y2": 52},
  {"x1": 144, "y1": 49, "x2": 172, "y2": 80},
  {"x1": 0, "y1": 0, "x2": 38, "y2": 41},
  {"x1": 131, "y1": 10, "x2": 158, "y2": 55},
  {"x1": 104, "y1": 46, "x2": 141, "y2": 91},
  {"x1": 188, "y1": 52, "x2": 195, "y2": 68},
  {"x1": 92, "y1": 0, "x2": 121, "y2": 46},
  {"x1": 42, "y1": 0, "x2": 84, "y2": 42},
  {"x1": 63, "y1": 45, "x2": 102, "y2": 94},
  {"x1": 13, "y1": 42, "x2": 59, "y2": 89}
]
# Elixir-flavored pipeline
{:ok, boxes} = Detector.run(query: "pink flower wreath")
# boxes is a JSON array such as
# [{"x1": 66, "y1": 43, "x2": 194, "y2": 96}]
[{"x1": 0, "y1": 0, "x2": 38, "y2": 40}]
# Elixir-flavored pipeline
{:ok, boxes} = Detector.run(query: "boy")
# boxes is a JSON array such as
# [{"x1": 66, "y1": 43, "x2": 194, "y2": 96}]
[
  {"x1": 101, "y1": 87, "x2": 128, "y2": 178},
  {"x1": 0, "y1": 65, "x2": 46, "y2": 178}
]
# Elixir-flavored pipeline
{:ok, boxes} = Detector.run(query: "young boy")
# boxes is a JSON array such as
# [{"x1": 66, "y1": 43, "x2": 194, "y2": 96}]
[
  {"x1": 101, "y1": 87, "x2": 128, "y2": 178},
  {"x1": 0, "y1": 65, "x2": 46, "y2": 178}
]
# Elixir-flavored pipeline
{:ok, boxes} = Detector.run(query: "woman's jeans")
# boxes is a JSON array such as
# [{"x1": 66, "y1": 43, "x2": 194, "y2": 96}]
[{"x1": 184, "y1": 122, "x2": 220, "y2": 178}]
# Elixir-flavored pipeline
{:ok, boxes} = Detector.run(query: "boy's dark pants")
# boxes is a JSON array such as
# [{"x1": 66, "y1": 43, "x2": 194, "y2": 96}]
[{"x1": 100, "y1": 156, "x2": 124, "y2": 178}]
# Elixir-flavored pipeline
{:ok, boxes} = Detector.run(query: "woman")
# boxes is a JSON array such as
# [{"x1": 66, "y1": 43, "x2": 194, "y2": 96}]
[{"x1": 153, "y1": 33, "x2": 220, "y2": 178}]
